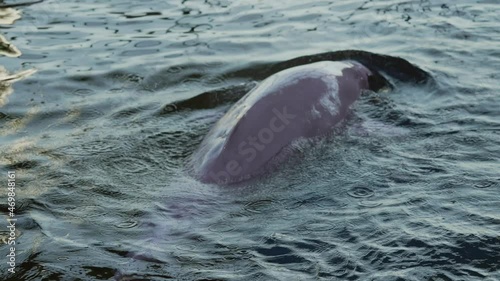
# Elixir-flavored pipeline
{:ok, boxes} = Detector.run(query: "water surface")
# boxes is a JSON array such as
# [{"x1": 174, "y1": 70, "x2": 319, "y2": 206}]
[{"x1": 0, "y1": 0, "x2": 499, "y2": 280}]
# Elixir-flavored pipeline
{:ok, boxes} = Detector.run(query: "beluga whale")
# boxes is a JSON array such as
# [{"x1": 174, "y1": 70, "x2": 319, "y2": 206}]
[{"x1": 169, "y1": 50, "x2": 432, "y2": 184}]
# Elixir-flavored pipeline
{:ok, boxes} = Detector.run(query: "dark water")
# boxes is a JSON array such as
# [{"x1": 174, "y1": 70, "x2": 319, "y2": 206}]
[{"x1": 1, "y1": 0, "x2": 499, "y2": 280}]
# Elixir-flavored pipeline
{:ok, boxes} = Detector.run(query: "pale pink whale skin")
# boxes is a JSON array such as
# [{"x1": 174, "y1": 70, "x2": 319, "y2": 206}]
[{"x1": 189, "y1": 61, "x2": 372, "y2": 184}]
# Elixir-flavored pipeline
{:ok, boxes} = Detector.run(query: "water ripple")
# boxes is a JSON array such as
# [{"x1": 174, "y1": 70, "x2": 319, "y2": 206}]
[
  {"x1": 5, "y1": 0, "x2": 500, "y2": 280},
  {"x1": 114, "y1": 220, "x2": 138, "y2": 229},
  {"x1": 473, "y1": 180, "x2": 495, "y2": 189},
  {"x1": 243, "y1": 199, "x2": 276, "y2": 214},
  {"x1": 208, "y1": 222, "x2": 234, "y2": 233},
  {"x1": 347, "y1": 186, "x2": 375, "y2": 198},
  {"x1": 303, "y1": 221, "x2": 336, "y2": 232},
  {"x1": 107, "y1": 156, "x2": 153, "y2": 174}
]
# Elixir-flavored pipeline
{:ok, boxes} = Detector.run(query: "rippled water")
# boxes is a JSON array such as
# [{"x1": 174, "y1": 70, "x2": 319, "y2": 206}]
[{"x1": 1, "y1": 0, "x2": 499, "y2": 280}]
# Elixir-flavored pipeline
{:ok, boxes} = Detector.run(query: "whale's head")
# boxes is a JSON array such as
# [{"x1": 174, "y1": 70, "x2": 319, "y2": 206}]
[{"x1": 333, "y1": 61, "x2": 371, "y2": 107}]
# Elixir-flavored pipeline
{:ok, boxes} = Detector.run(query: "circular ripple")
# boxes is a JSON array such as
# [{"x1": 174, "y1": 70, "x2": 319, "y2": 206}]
[
  {"x1": 72, "y1": 88, "x2": 95, "y2": 96},
  {"x1": 108, "y1": 156, "x2": 152, "y2": 174},
  {"x1": 347, "y1": 186, "x2": 375, "y2": 198},
  {"x1": 208, "y1": 222, "x2": 234, "y2": 233},
  {"x1": 175, "y1": 244, "x2": 197, "y2": 252},
  {"x1": 193, "y1": 24, "x2": 213, "y2": 32},
  {"x1": 358, "y1": 200, "x2": 382, "y2": 208},
  {"x1": 167, "y1": 66, "x2": 183, "y2": 73},
  {"x1": 371, "y1": 170, "x2": 392, "y2": 177},
  {"x1": 203, "y1": 75, "x2": 226, "y2": 86},
  {"x1": 114, "y1": 220, "x2": 138, "y2": 229},
  {"x1": 244, "y1": 199, "x2": 275, "y2": 214},
  {"x1": 474, "y1": 180, "x2": 495, "y2": 189}
]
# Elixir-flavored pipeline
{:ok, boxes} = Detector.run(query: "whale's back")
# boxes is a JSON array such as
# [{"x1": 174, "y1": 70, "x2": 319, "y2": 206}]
[{"x1": 190, "y1": 61, "x2": 371, "y2": 184}]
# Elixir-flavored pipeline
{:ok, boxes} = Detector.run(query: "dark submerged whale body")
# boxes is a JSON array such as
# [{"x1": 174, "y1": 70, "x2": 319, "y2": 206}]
[{"x1": 169, "y1": 50, "x2": 432, "y2": 184}]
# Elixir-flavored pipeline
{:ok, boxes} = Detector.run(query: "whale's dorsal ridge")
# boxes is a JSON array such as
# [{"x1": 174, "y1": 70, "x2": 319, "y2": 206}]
[{"x1": 190, "y1": 60, "x2": 373, "y2": 184}]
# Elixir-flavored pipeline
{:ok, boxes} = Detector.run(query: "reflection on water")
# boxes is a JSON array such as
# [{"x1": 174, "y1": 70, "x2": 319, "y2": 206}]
[
  {"x1": 0, "y1": 34, "x2": 21, "y2": 57},
  {"x1": 0, "y1": 7, "x2": 20, "y2": 24},
  {"x1": 0, "y1": 66, "x2": 36, "y2": 106},
  {"x1": 0, "y1": 5, "x2": 36, "y2": 109}
]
